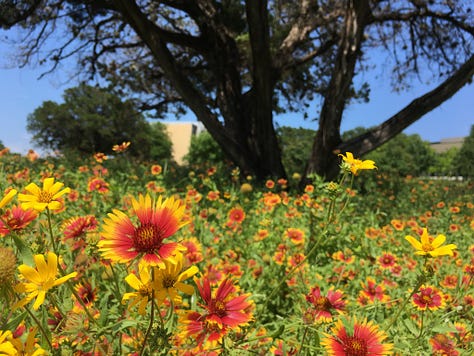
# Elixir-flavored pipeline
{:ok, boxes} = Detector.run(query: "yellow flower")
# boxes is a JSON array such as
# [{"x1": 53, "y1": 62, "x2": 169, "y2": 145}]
[
  {"x1": 405, "y1": 228, "x2": 457, "y2": 257},
  {"x1": 18, "y1": 178, "x2": 71, "y2": 212},
  {"x1": 0, "y1": 330, "x2": 16, "y2": 356},
  {"x1": 10, "y1": 327, "x2": 46, "y2": 356},
  {"x1": 339, "y1": 152, "x2": 376, "y2": 175},
  {"x1": 154, "y1": 253, "x2": 198, "y2": 305},
  {"x1": 14, "y1": 252, "x2": 77, "y2": 310},
  {"x1": 0, "y1": 189, "x2": 17, "y2": 209},
  {"x1": 122, "y1": 262, "x2": 155, "y2": 315}
]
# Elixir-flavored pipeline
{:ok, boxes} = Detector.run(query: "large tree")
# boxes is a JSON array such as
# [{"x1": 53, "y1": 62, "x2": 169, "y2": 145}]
[
  {"x1": 27, "y1": 83, "x2": 173, "y2": 161},
  {"x1": 2, "y1": 0, "x2": 473, "y2": 181}
]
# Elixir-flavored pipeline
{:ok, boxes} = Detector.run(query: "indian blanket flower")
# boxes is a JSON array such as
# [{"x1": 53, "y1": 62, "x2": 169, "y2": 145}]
[
  {"x1": 377, "y1": 252, "x2": 397, "y2": 269},
  {"x1": 112, "y1": 141, "x2": 131, "y2": 153},
  {"x1": 360, "y1": 277, "x2": 389, "y2": 303},
  {"x1": 98, "y1": 194, "x2": 188, "y2": 267},
  {"x1": 304, "y1": 286, "x2": 346, "y2": 323},
  {"x1": 285, "y1": 228, "x2": 305, "y2": 245},
  {"x1": 412, "y1": 285, "x2": 445, "y2": 311},
  {"x1": 405, "y1": 228, "x2": 457, "y2": 257},
  {"x1": 180, "y1": 277, "x2": 253, "y2": 346},
  {"x1": 18, "y1": 177, "x2": 71, "y2": 212},
  {"x1": 430, "y1": 333, "x2": 459, "y2": 356},
  {"x1": 14, "y1": 252, "x2": 77, "y2": 310},
  {"x1": 122, "y1": 262, "x2": 155, "y2": 315},
  {"x1": 321, "y1": 317, "x2": 393, "y2": 355},
  {"x1": 154, "y1": 253, "x2": 199, "y2": 305},
  {"x1": 0, "y1": 189, "x2": 17, "y2": 209},
  {"x1": 0, "y1": 330, "x2": 15, "y2": 355},
  {"x1": 0, "y1": 205, "x2": 38, "y2": 237},
  {"x1": 62, "y1": 215, "x2": 98, "y2": 241},
  {"x1": 87, "y1": 177, "x2": 109, "y2": 194},
  {"x1": 339, "y1": 152, "x2": 377, "y2": 175}
]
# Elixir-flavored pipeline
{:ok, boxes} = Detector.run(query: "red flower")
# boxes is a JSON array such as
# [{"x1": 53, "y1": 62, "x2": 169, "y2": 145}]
[
  {"x1": 360, "y1": 277, "x2": 389, "y2": 303},
  {"x1": 321, "y1": 317, "x2": 393, "y2": 355},
  {"x1": 180, "y1": 278, "x2": 253, "y2": 346},
  {"x1": 0, "y1": 205, "x2": 38, "y2": 236},
  {"x1": 227, "y1": 207, "x2": 245, "y2": 224},
  {"x1": 412, "y1": 285, "x2": 444, "y2": 311},
  {"x1": 377, "y1": 252, "x2": 397, "y2": 269},
  {"x1": 304, "y1": 286, "x2": 346, "y2": 323}
]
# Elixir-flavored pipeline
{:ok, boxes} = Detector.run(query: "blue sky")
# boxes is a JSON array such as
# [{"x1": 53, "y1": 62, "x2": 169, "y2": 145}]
[{"x1": 0, "y1": 42, "x2": 472, "y2": 155}]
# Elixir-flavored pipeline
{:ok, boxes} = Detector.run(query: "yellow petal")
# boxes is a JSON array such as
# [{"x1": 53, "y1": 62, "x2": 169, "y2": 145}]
[
  {"x1": 42, "y1": 178, "x2": 55, "y2": 192},
  {"x1": 405, "y1": 235, "x2": 422, "y2": 251},
  {"x1": 178, "y1": 266, "x2": 199, "y2": 282},
  {"x1": 18, "y1": 265, "x2": 42, "y2": 284},
  {"x1": 125, "y1": 274, "x2": 143, "y2": 291},
  {"x1": 431, "y1": 234, "x2": 446, "y2": 249},
  {"x1": 420, "y1": 228, "x2": 430, "y2": 245},
  {"x1": 176, "y1": 282, "x2": 195, "y2": 295},
  {"x1": 0, "y1": 189, "x2": 17, "y2": 209},
  {"x1": 32, "y1": 290, "x2": 46, "y2": 310},
  {"x1": 24, "y1": 183, "x2": 41, "y2": 196},
  {"x1": 54, "y1": 272, "x2": 77, "y2": 286}
]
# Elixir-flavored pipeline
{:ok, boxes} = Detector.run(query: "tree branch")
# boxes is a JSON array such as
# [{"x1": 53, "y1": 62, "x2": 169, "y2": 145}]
[{"x1": 338, "y1": 54, "x2": 474, "y2": 155}]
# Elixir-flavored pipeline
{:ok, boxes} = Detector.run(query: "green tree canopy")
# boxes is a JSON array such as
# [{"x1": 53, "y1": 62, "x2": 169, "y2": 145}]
[
  {"x1": 367, "y1": 133, "x2": 435, "y2": 177},
  {"x1": 27, "y1": 83, "x2": 172, "y2": 161},
  {"x1": 454, "y1": 125, "x2": 474, "y2": 178},
  {"x1": 277, "y1": 126, "x2": 315, "y2": 176}
]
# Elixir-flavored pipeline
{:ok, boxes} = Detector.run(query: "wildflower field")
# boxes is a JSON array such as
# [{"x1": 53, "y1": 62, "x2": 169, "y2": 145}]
[{"x1": 0, "y1": 147, "x2": 473, "y2": 355}]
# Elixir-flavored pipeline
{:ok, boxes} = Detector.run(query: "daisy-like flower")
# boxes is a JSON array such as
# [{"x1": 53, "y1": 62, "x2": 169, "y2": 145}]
[
  {"x1": 321, "y1": 317, "x2": 393, "y2": 355},
  {"x1": 180, "y1": 277, "x2": 253, "y2": 346},
  {"x1": 0, "y1": 205, "x2": 38, "y2": 237},
  {"x1": 377, "y1": 252, "x2": 397, "y2": 269},
  {"x1": 98, "y1": 194, "x2": 188, "y2": 267},
  {"x1": 18, "y1": 178, "x2": 71, "y2": 212},
  {"x1": 227, "y1": 207, "x2": 246, "y2": 224},
  {"x1": 122, "y1": 262, "x2": 155, "y2": 315},
  {"x1": 360, "y1": 277, "x2": 389, "y2": 303},
  {"x1": 112, "y1": 141, "x2": 131, "y2": 153},
  {"x1": 339, "y1": 152, "x2": 377, "y2": 175},
  {"x1": 0, "y1": 330, "x2": 16, "y2": 355},
  {"x1": 154, "y1": 253, "x2": 199, "y2": 305},
  {"x1": 14, "y1": 252, "x2": 77, "y2": 310},
  {"x1": 304, "y1": 286, "x2": 346, "y2": 323},
  {"x1": 0, "y1": 189, "x2": 17, "y2": 209},
  {"x1": 285, "y1": 228, "x2": 305, "y2": 245},
  {"x1": 87, "y1": 177, "x2": 109, "y2": 194},
  {"x1": 412, "y1": 285, "x2": 445, "y2": 311},
  {"x1": 405, "y1": 228, "x2": 457, "y2": 257},
  {"x1": 430, "y1": 333, "x2": 459, "y2": 356},
  {"x1": 150, "y1": 164, "x2": 162, "y2": 175},
  {"x1": 62, "y1": 215, "x2": 98, "y2": 241}
]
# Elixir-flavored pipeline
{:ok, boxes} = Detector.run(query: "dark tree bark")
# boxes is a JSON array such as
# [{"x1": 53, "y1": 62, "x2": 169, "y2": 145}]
[{"x1": 304, "y1": 0, "x2": 372, "y2": 181}]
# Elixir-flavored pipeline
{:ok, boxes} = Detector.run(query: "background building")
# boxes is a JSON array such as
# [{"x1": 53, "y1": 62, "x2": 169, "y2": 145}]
[
  {"x1": 430, "y1": 137, "x2": 465, "y2": 153},
  {"x1": 164, "y1": 121, "x2": 205, "y2": 164}
]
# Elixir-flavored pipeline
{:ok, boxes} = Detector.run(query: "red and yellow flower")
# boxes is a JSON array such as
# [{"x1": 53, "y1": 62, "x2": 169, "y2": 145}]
[
  {"x1": 412, "y1": 285, "x2": 445, "y2": 311},
  {"x1": 98, "y1": 194, "x2": 188, "y2": 267},
  {"x1": 321, "y1": 317, "x2": 393, "y2": 355},
  {"x1": 304, "y1": 286, "x2": 346, "y2": 323}
]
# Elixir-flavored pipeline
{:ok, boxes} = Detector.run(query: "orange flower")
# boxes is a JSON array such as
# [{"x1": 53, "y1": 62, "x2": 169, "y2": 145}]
[
  {"x1": 285, "y1": 228, "x2": 305, "y2": 245},
  {"x1": 112, "y1": 141, "x2": 131, "y2": 153},
  {"x1": 412, "y1": 285, "x2": 444, "y2": 311},
  {"x1": 150, "y1": 164, "x2": 162, "y2": 176},
  {"x1": 227, "y1": 207, "x2": 245, "y2": 224},
  {"x1": 321, "y1": 317, "x2": 393, "y2": 355},
  {"x1": 98, "y1": 194, "x2": 188, "y2": 267}
]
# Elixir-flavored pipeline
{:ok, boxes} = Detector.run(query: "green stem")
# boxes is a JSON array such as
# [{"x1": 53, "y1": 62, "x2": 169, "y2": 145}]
[
  {"x1": 384, "y1": 275, "x2": 425, "y2": 332},
  {"x1": 140, "y1": 270, "x2": 155, "y2": 356},
  {"x1": 45, "y1": 209, "x2": 58, "y2": 254},
  {"x1": 24, "y1": 305, "x2": 54, "y2": 352}
]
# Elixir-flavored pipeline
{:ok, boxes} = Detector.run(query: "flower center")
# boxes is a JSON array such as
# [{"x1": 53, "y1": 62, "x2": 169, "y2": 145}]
[
  {"x1": 38, "y1": 191, "x2": 54, "y2": 203},
  {"x1": 421, "y1": 243, "x2": 434, "y2": 252},
  {"x1": 214, "y1": 300, "x2": 226, "y2": 317},
  {"x1": 133, "y1": 224, "x2": 163, "y2": 253},
  {"x1": 163, "y1": 276, "x2": 175, "y2": 289},
  {"x1": 314, "y1": 296, "x2": 331, "y2": 311},
  {"x1": 421, "y1": 295, "x2": 433, "y2": 305},
  {"x1": 344, "y1": 337, "x2": 368, "y2": 356}
]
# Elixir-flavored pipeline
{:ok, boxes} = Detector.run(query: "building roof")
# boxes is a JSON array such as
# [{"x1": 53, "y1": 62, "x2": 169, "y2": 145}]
[{"x1": 430, "y1": 137, "x2": 465, "y2": 153}]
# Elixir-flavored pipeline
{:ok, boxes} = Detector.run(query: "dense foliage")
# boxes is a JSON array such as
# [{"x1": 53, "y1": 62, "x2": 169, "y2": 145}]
[
  {"x1": 0, "y1": 146, "x2": 472, "y2": 355},
  {"x1": 454, "y1": 124, "x2": 474, "y2": 178},
  {"x1": 27, "y1": 84, "x2": 173, "y2": 162}
]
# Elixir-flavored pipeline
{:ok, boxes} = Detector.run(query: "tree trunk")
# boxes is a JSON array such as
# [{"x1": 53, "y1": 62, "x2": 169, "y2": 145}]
[{"x1": 304, "y1": 0, "x2": 371, "y2": 182}]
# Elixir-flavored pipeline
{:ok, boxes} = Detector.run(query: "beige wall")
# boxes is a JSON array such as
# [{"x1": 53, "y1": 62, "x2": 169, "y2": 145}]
[{"x1": 164, "y1": 122, "x2": 204, "y2": 165}]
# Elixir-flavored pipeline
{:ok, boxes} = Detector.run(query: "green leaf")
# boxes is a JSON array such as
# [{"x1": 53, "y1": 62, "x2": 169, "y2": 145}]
[{"x1": 12, "y1": 234, "x2": 34, "y2": 265}]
